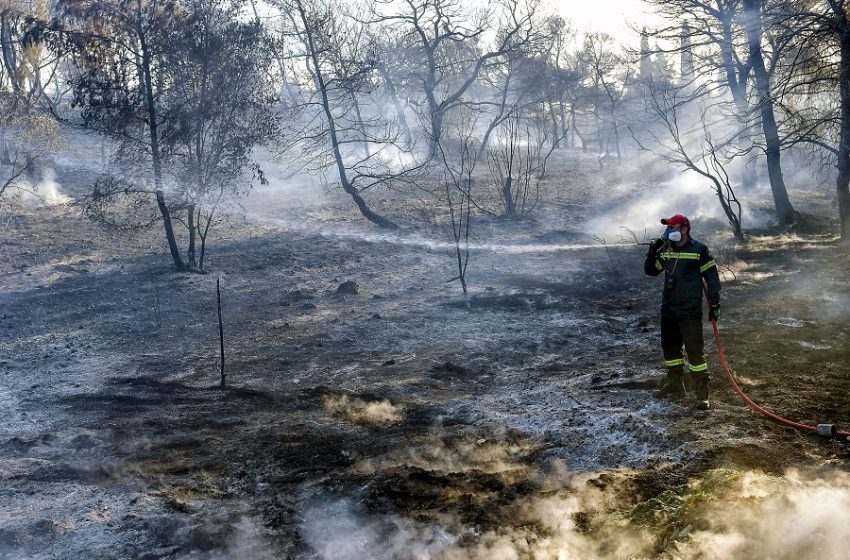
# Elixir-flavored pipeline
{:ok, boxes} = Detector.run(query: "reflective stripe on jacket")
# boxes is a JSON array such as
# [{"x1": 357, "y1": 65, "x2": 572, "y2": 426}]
[{"x1": 644, "y1": 237, "x2": 721, "y2": 315}]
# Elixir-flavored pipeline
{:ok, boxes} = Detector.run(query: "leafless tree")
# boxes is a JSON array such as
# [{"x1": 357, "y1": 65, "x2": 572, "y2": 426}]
[
  {"x1": 370, "y1": 32, "x2": 414, "y2": 148},
  {"x1": 475, "y1": 18, "x2": 579, "y2": 164},
  {"x1": 487, "y1": 115, "x2": 541, "y2": 219},
  {"x1": 276, "y1": 0, "x2": 427, "y2": 229},
  {"x1": 642, "y1": 0, "x2": 796, "y2": 226},
  {"x1": 435, "y1": 114, "x2": 479, "y2": 309},
  {"x1": 370, "y1": 0, "x2": 542, "y2": 157},
  {"x1": 473, "y1": 52, "x2": 534, "y2": 163},
  {"x1": 764, "y1": 0, "x2": 850, "y2": 241},
  {"x1": 633, "y1": 84, "x2": 744, "y2": 239},
  {"x1": 576, "y1": 32, "x2": 637, "y2": 164},
  {"x1": 0, "y1": 150, "x2": 26, "y2": 197}
]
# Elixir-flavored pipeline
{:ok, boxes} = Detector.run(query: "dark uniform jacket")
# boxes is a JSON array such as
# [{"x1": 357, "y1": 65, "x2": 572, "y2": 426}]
[{"x1": 644, "y1": 237, "x2": 721, "y2": 317}]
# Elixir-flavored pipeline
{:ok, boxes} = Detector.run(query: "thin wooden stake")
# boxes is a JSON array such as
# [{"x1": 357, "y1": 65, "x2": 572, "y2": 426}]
[{"x1": 217, "y1": 277, "x2": 225, "y2": 387}]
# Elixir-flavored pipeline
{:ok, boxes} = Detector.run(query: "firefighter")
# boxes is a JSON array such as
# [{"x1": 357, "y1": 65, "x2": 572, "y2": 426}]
[{"x1": 644, "y1": 214, "x2": 721, "y2": 410}]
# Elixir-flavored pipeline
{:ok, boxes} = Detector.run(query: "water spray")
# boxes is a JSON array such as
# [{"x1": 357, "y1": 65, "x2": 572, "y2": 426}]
[
  {"x1": 247, "y1": 212, "x2": 657, "y2": 254},
  {"x1": 252, "y1": 211, "x2": 847, "y2": 437}
]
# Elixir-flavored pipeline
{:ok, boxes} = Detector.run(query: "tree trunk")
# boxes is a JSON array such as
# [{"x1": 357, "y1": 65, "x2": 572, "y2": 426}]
[
  {"x1": 217, "y1": 277, "x2": 225, "y2": 387},
  {"x1": 198, "y1": 206, "x2": 213, "y2": 271},
  {"x1": 137, "y1": 0, "x2": 186, "y2": 270},
  {"x1": 188, "y1": 204, "x2": 197, "y2": 269},
  {"x1": 1, "y1": 16, "x2": 22, "y2": 105},
  {"x1": 296, "y1": 0, "x2": 397, "y2": 229},
  {"x1": 350, "y1": 94, "x2": 370, "y2": 160},
  {"x1": 743, "y1": 0, "x2": 795, "y2": 226},
  {"x1": 837, "y1": 22, "x2": 850, "y2": 241},
  {"x1": 572, "y1": 106, "x2": 587, "y2": 152},
  {"x1": 719, "y1": 15, "x2": 758, "y2": 193},
  {"x1": 376, "y1": 63, "x2": 412, "y2": 147},
  {"x1": 549, "y1": 101, "x2": 560, "y2": 149},
  {"x1": 477, "y1": 118, "x2": 502, "y2": 164},
  {"x1": 569, "y1": 105, "x2": 577, "y2": 149},
  {"x1": 559, "y1": 102, "x2": 569, "y2": 146},
  {"x1": 611, "y1": 110, "x2": 621, "y2": 163},
  {"x1": 429, "y1": 105, "x2": 444, "y2": 159},
  {"x1": 737, "y1": 134, "x2": 758, "y2": 192},
  {"x1": 155, "y1": 190, "x2": 185, "y2": 271}
]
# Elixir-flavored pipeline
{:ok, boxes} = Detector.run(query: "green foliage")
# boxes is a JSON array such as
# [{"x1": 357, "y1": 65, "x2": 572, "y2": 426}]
[
  {"x1": 35, "y1": 0, "x2": 280, "y2": 269},
  {"x1": 626, "y1": 468, "x2": 744, "y2": 553}
]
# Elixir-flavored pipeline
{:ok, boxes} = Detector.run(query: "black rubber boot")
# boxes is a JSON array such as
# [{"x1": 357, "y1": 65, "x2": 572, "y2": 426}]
[
  {"x1": 683, "y1": 370, "x2": 695, "y2": 393},
  {"x1": 655, "y1": 368, "x2": 686, "y2": 399},
  {"x1": 693, "y1": 371, "x2": 710, "y2": 410}
]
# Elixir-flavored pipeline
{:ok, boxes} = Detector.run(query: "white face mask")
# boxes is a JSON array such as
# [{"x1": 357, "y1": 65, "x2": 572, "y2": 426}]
[{"x1": 663, "y1": 227, "x2": 682, "y2": 242}]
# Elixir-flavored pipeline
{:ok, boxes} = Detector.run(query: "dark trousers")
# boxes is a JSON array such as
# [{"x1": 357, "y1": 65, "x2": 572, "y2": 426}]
[{"x1": 660, "y1": 311, "x2": 708, "y2": 376}]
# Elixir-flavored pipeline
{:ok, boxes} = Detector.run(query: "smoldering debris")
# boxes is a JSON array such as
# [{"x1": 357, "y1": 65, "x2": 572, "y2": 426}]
[
  {"x1": 205, "y1": 516, "x2": 279, "y2": 560},
  {"x1": 302, "y1": 428, "x2": 654, "y2": 559},
  {"x1": 356, "y1": 432, "x2": 531, "y2": 478},
  {"x1": 300, "y1": 467, "x2": 850, "y2": 560},
  {"x1": 7, "y1": 169, "x2": 70, "y2": 208},
  {"x1": 301, "y1": 468, "x2": 653, "y2": 560},
  {"x1": 323, "y1": 394, "x2": 403, "y2": 425},
  {"x1": 678, "y1": 469, "x2": 850, "y2": 560}
]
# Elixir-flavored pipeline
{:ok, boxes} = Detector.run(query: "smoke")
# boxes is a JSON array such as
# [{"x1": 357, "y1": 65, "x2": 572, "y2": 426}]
[
  {"x1": 15, "y1": 169, "x2": 70, "y2": 207},
  {"x1": 301, "y1": 467, "x2": 653, "y2": 560},
  {"x1": 323, "y1": 394, "x2": 403, "y2": 425},
  {"x1": 677, "y1": 469, "x2": 850, "y2": 559},
  {"x1": 205, "y1": 516, "x2": 278, "y2": 560},
  {"x1": 302, "y1": 445, "x2": 850, "y2": 560},
  {"x1": 244, "y1": 211, "x2": 628, "y2": 254},
  {"x1": 352, "y1": 420, "x2": 542, "y2": 477},
  {"x1": 598, "y1": 170, "x2": 774, "y2": 242}
]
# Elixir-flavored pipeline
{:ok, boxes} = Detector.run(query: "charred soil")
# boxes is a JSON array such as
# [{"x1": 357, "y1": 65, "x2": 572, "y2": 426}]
[{"x1": 2, "y1": 172, "x2": 850, "y2": 558}]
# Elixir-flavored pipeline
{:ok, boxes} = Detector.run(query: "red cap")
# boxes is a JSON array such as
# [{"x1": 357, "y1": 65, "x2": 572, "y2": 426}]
[{"x1": 661, "y1": 214, "x2": 690, "y2": 228}]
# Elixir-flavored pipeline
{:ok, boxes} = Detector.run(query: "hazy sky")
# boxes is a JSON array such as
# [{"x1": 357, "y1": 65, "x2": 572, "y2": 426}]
[{"x1": 555, "y1": 0, "x2": 655, "y2": 42}]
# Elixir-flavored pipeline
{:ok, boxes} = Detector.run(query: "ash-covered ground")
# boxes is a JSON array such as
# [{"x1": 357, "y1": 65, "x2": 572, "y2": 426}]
[{"x1": 2, "y1": 151, "x2": 850, "y2": 559}]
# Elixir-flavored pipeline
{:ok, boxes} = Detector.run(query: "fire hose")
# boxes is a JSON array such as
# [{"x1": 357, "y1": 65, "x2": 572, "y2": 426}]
[{"x1": 710, "y1": 318, "x2": 849, "y2": 438}]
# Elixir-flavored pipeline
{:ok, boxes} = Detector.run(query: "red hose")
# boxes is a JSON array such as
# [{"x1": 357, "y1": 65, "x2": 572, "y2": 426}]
[{"x1": 710, "y1": 319, "x2": 850, "y2": 438}]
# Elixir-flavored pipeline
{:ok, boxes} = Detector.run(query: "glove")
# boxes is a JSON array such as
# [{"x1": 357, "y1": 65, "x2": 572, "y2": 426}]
[
  {"x1": 708, "y1": 304, "x2": 720, "y2": 322},
  {"x1": 647, "y1": 238, "x2": 664, "y2": 257}
]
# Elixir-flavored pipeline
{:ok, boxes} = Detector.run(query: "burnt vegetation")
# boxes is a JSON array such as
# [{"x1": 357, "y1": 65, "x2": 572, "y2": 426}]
[
  {"x1": 4, "y1": 0, "x2": 850, "y2": 558},
  {"x1": 4, "y1": 0, "x2": 850, "y2": 255}
]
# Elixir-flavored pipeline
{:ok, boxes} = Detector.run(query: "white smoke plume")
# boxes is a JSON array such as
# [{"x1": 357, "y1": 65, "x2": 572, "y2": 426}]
[
  {"x1": 302, "y1": 459, "x2": 850, "y2": 560},
  {"x1": 323, "y1": 394, "x2": 403, "y2": 425},
  {"x1": 353, "y1": 421, "x2": 537, "y2": 477},
  {"x1": 681, "y1": 469, "x2": 850, "y2": 559},
  {"x1": 18, "y1": 169, "x2": 70, "y2": 207},
  {"x1": 301, "y1": 468, "x2": 651, "y2": 560}
]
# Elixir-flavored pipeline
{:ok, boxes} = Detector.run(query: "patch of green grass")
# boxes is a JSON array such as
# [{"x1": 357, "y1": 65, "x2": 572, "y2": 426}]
[{"x1": 626, "y1": 468, "x2": 744, "y2": 552}]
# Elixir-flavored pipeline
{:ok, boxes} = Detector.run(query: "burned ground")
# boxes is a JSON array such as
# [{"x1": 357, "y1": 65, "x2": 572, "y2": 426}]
[{"x1": 2, "y1": 162, "x2": 850, "y2": 558}]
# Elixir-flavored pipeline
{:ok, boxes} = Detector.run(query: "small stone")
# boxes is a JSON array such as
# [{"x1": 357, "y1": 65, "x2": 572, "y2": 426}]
[{"x1": 336, "y1": 280, "x2": 359, "y2": 295}]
